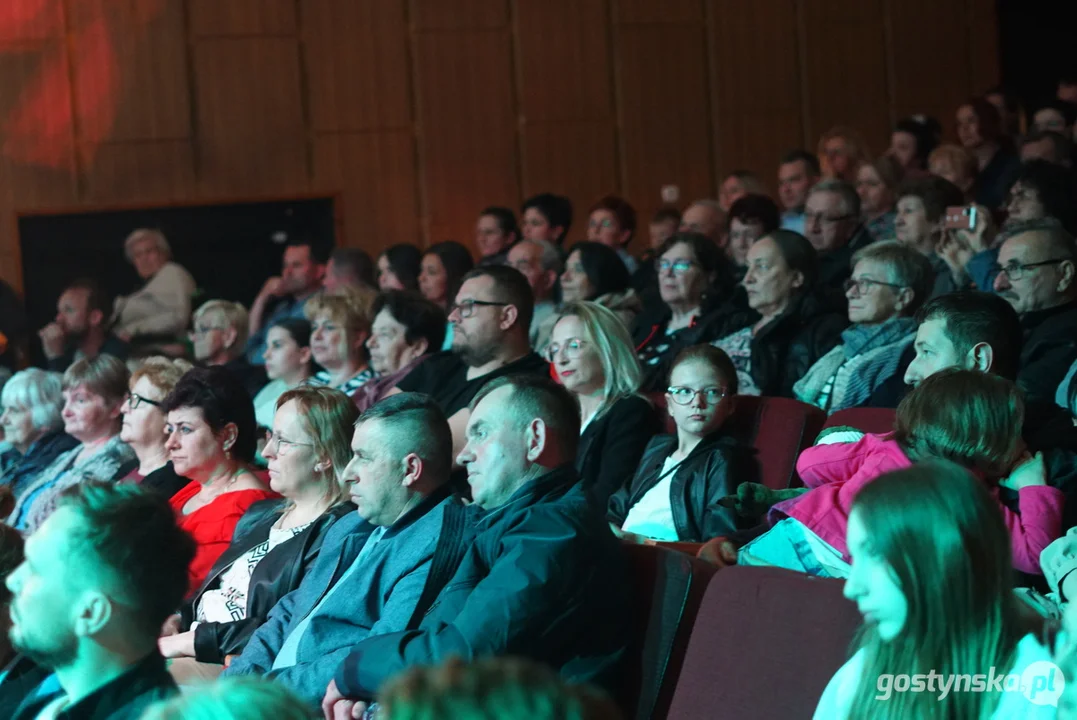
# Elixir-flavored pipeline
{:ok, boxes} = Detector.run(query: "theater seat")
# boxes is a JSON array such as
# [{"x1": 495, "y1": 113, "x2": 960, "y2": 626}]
[
  {"x1": 619, "y1": 544, "x2": 718, "y2": 720},
  {"x1": 665, "y1": 565, "x2": 861, "y2": 720},
  {"x1": 645, "y1": 394, "x2": 824, "y2": 491},
  {"x1": 823, "y1": 407, "x2": 896, "y2": 435}
]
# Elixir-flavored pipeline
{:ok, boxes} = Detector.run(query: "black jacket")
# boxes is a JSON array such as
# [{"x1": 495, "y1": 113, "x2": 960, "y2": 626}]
[
  {"x1": 577, "y1": 395, "x2": 661, "y2": 505},
  {"x1": 706, "y1": 292, "x2": 847, "y2": 398},
  {"x1": 180, "y1": 499, "x2": 355, "y2": 663},
  {"x1": 634, "y1": 310, "x2": 726, "y2": 393},
  {"x1": 46, "y1": 334, "x2": 129, "y2": 374},
  {"x1": 1018, "y1": 301, "x2": 1077, "y2": 408},
  {"x1": 608, "y1": 433, "x2": 753, "y2": 542},
  {"x1": 816, "y1": 225, "x2": 873, "y2": 291},
  {"x1": 334, "y1": 465, "x2": 631, "y2": 699},
  {"x1": 13, "y1": 652, "x2": 175, "y2": 720}
]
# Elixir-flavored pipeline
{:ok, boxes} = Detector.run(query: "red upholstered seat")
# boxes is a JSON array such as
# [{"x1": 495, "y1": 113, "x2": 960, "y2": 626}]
[
  {"x1": 666, "y1": 565, "x2": 861, "y2": 720},
  {"x1": 619, "y1": 544, "x2": 718, "y2": 720},
  {"x1": 823, "y1": 407, "x2": 897, "y2": 435},
  {"x1": 645, "y1": 394, "x2": 824, "y2": 491}
]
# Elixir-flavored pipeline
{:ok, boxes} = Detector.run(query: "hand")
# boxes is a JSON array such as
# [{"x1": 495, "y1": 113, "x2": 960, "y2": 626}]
[
  {"x1": 322, "y1": 679, "x2": 367, "y2": 720},
  {"x1": 159, "y1": 613, "x2": 182, "y2": 637},
  {"x1": 258, "y1": 276, "x2": 287, "y2": 300},
  {"x1": 698, "y1": 536, "x2": 738, "y2": 568},
  {"x1": 157, "y1": 629, "x2": 195, "y2": 658},
  {"x1": 937, "y1": 230, "x2": 974, "y2": 276},
  {"x1": 1000, "y1": 451, "x2": 1047, "y2": 491},
  {"x1": 954, "y1": 203, "x2": 996, "y2": 253},
  {"x1": 38, "y1": 322, "x2": 66, "y2": 359}
]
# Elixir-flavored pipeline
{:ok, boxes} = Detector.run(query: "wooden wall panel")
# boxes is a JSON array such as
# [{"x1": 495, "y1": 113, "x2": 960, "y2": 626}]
[
  {"x1": 0, "y1": 0, "x2": 1002, "y2": 298},
  {"x1": 188, "y1": 0, "x2": 297, "y2": 37},
  {"x1": 411, "y1": 0, "x2": 509, "y2": 31},
  {"x1": 302, "y1": 1, "x2": 411, "y2": 133},
  {"x1": 71, "y1": 0, "x2": 191, "y2": 142},
  {"x1": 191, "y1": 39, "x2": 307, "y2": 195},
  {"x1": 709, "y1": 0, "x2": 803, "y2": 181},
  {"x1": 800, "y1": 0, "x2": 891, "y2": 157},
  {"x1": 313, "y1": 131, "x2": 421, "y2": 251},
  {"x1": 616, "y1": 0, "x2": 702, "y2": 24},
  {"x1": 413, "y1": 28, "x2": 518, "y2": 243},
  {"x1": 888, "y1": 0, "x2": 970, "y2": 127},
  {"x1": 616, "y1": 23, "x2": 713, "y2": 233}
]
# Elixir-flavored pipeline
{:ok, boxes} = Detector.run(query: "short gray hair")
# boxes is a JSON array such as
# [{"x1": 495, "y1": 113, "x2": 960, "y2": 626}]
[
  {"x1": 124, "y1": 229, "x2": 172, "y2": 263},
  {"x1": 851, "y1": 241, "x2": 935, "y2": 316},
  {"x1": 517, "y1": 238, "x2": 563, "y2": 274},
  {"x1": 1, "y1": 368, "x2": 64, "y2": 433},
  {"x1": 999, "y1": 216, "x2": 1075, "y2": 259},
  {"x1": 194, "y1": 300, "x2": 251, "y2": 349},
  {"x1": 809, "y1": 179, "x2": 861, "y2": 219}
]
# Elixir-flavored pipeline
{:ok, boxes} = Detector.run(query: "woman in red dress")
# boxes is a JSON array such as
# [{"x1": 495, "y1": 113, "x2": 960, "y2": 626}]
[{"x1": 162, "y1": 366, "x2": 278, "y2": 594}]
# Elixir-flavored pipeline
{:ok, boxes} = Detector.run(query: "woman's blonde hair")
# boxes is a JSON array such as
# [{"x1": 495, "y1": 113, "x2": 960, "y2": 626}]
[
  {"x1": 130, "y1": 356, "x2": 194, "y2": 398},
  {"x1": 193, "y1": 300, "x2": 250, "y2": 349},
  {"x1": 304, "y1": 285, "x2": 377, "y2": 336},
  {"x1": 379, "y1": 656, "x2": 622, "y2": 720},
  {"x1": 140, "y1": 677, "x2": 312, "y2": 720},
  {"x1": 274, "y1": 385, "x2": 359, "y2": 504},
  {"x1": 892, "y1": 368, "x2": 1024, "y2": 478},
  {"x1": 554, "y1": 301, "x2": 644, "y2": 420}
]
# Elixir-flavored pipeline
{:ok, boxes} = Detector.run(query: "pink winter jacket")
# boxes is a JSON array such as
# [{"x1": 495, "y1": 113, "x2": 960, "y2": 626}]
[{"x1": 787, "y1": 433, "x2": 1065, "y2": 574}]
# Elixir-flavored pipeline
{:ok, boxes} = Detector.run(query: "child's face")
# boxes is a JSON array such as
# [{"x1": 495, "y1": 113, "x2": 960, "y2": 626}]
[{"x1": 665, "y1": 360, "x2": 734, "y2": 436}]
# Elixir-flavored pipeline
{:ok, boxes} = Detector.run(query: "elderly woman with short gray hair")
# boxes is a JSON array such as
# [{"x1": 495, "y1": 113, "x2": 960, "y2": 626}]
[
  {"x1": 0, "y1": 368, "x2": 78, "y2": 502},
  {"x1": 112, "y1": 228, "x2": 196, "y2": 341}
]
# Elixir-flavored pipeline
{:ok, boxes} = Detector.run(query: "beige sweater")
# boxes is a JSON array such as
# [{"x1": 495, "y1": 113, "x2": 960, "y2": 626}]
[{"x1": 112, "y1": 262, "x2": 196, "y2": 337}]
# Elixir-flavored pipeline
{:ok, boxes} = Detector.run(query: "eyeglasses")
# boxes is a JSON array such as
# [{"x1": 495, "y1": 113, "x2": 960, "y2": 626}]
[
  {"x1": 449, "y1": 299, "x2": 509, "y2": 319},
  {"x1": 191, "y1": 324, "x2": 226, "y2": 336},
  {"x1": 546, "y1": 337, "x2": 587, "y2": 362},
  {"x1": 805, "y1": 212, "x2": 854, "y2": 225},
  {"x1": 991, "y1": 259, "x2": 1069, "y2": 281},
  {"x1": 124, "y1": 392, "x2": 161, "y2": 410},
  {"x1": 656, "y1": 259, "x2": 696, "y2": 276},
  {"x1": 265, "y1": 430, "x2": 314, "y2": 453},
  {"x1": 843, "y1": 278, "x2": 905, "y2": 294},
  {"x1": 667, "y1": 386, "x2": 728, "y2": 405}
]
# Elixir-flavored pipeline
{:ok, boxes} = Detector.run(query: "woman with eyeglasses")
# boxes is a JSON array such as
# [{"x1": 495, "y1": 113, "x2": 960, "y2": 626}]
[
  {"x1": 120, "y1": 356, "x2": 193, "y2": 499},
  {"x1": 548, "y1": 302, "x2": 659, "y2": 505},
  {"x1": 609, "y1": 345, "x2": 750, "y2": 543},
  {"x1": 707, "y1": 229, "x2": 846, "y2": 398},
  {"x1": 159, "y1": 386, "x2": 357, "y2": 683},
  {"x1": 635, "y1": 233, "x2": 734, "y2": 392},
  {"x1": 163, "y1": 366, "x2": 277, "y2": 594},
  {"x1": 794, "y1": 243, "x2": 933, "y2": 413}
]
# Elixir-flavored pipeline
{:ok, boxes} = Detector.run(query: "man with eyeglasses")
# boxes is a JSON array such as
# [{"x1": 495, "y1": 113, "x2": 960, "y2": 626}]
[
  {"x1": 387, "y1": 266, "x2": 548, "y2": 462},
  {"x1": 803, "y1": 179, "x2": 872, "y2": 290},
  {"x1": 992, "y1": 218, "x2": 1077, "y2": 408},
  {"x1": 223, "y1": 393, "x2": 469, "y2": 706}
]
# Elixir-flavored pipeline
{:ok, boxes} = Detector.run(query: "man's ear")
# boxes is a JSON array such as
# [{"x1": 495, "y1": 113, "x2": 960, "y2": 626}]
[
  {"x1": 526, "y1": 418, "x2": 547, "y2": 462},
  {"x1": 88, "y1": 309, "x2": 104, "y2": 329},
  {"x1": 75, "y1": 591, "x2": 112, "y2": 638},
  {"x1": 967, "y1": 341, "x2": 994, "y2": 373},
  {"x1": 401, "y1": 453, "x2": 423, "y2": 488},
  {"x1": 499, "y1": 304, "x2": 520, "y2": 331},
  {"x1": 1058, "y1": 260, "x2": 1076, "y2": 294}
]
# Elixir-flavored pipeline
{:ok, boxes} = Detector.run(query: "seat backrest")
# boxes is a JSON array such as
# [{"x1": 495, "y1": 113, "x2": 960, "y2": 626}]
[
  {"x1": 726, "y1": 396, "x2": 825, "y2": 490},
  {"x1": 618, "y1": 544, "x2": 718, "y2": 720},
  {"x1": 666, "y1": 565, "x2": 861, "y2": 720},
  {"x1": 823, "y1": 407, "x2": 896, "y2": 435}
]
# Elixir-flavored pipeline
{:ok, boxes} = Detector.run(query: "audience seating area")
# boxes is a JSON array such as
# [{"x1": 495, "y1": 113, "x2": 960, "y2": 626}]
[{"x1": 623, "y1": 546, "x2": 860, "y2": 720}]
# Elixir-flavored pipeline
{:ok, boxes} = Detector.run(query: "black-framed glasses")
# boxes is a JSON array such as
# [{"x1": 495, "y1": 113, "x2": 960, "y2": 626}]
[
  {"x1": 264, "y1": 430, "x2": 314, "y2": 453},
  {"x1": 124, "y1": 392, "x2": 160, "y2": 410},
  {"x1": 656, "y1": 259, "x2": 696, "y2": 276},
  {"x1": 449, "y1": 300, "x2": 510, "y2": 319},
  {"x1": 667, "y1": 386, "x2": 728, "y2": 405},
  {"x1": 546, "y1": 337, "x2": 588, "y2": 362},
  {"x1": 843, "y1": 278, "x2": 905, "y2": 294},
  {"x1": 991, "y1": 259, "x2": 1069, "y2": 281}
]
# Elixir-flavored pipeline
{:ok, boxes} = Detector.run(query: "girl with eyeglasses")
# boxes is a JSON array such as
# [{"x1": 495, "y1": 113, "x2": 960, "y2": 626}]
[
  {"x1": 609, "y1": 345, "x2": 751, "y2": 543},
  {"x1": 120, "y1": 356, "x2": 193, "y2": 499},
  {"x1": 159, "y1": 386, "x2": 357, "y2": 683},
  {"x1": 794, "y1": 242, "x2": 933, "y2": 412},
  {"x1": 734, "y1": 369, "x2": 1062, "y2": 579},
  {"x1": 548, "y1": 302, "x2": 659, "y2": 506}
]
